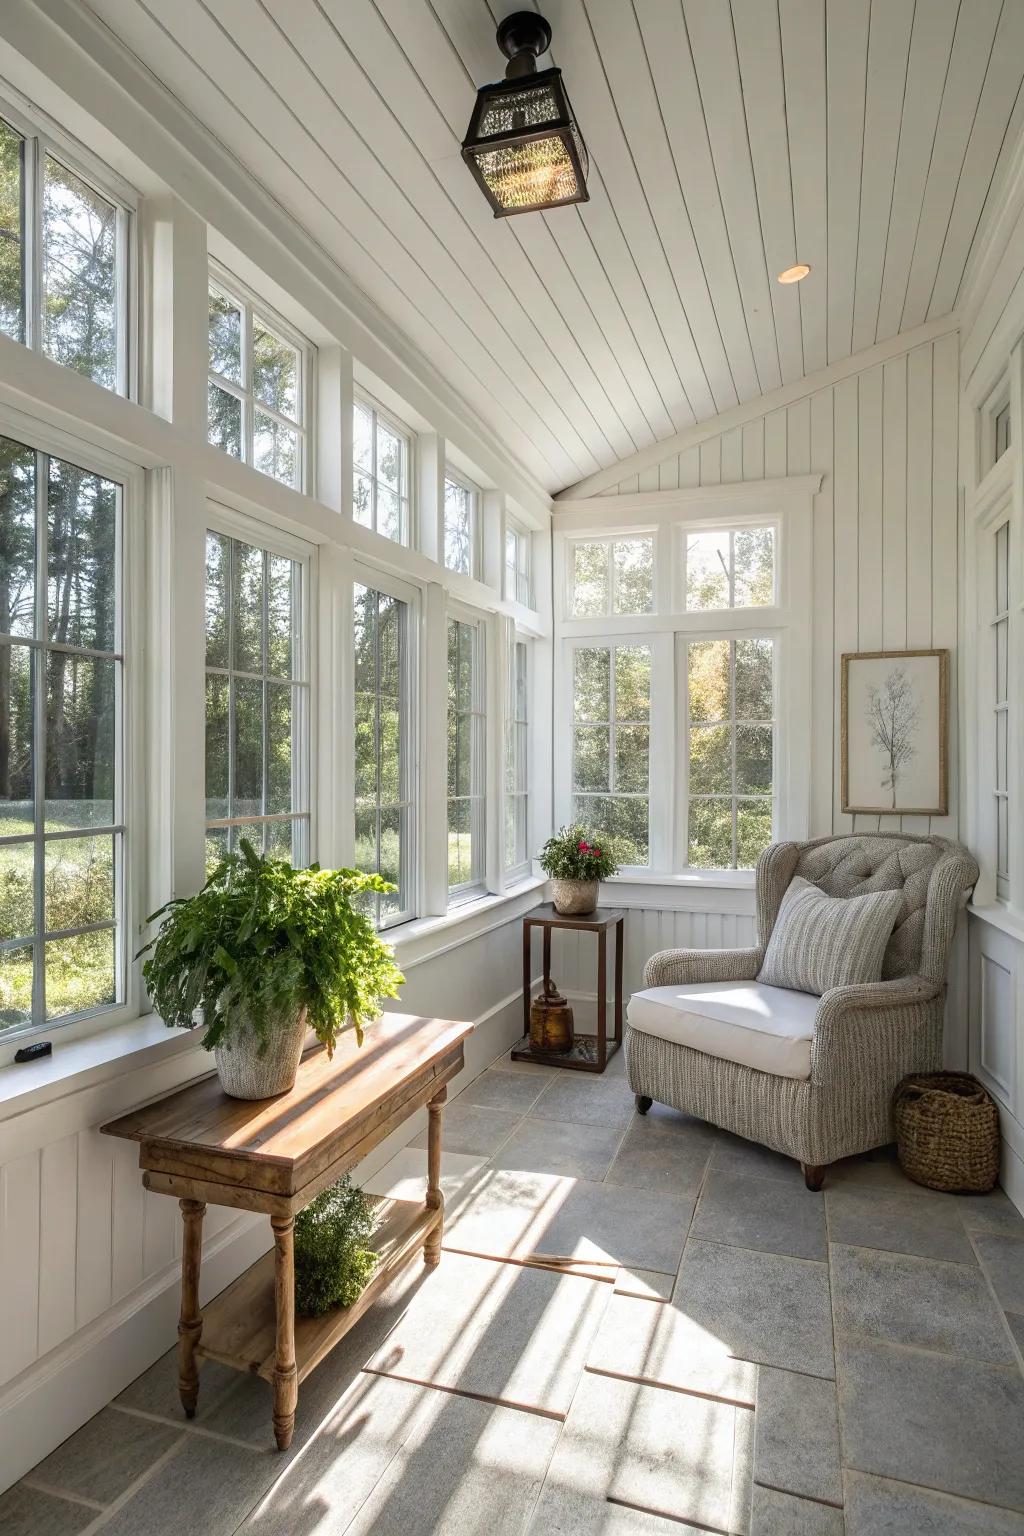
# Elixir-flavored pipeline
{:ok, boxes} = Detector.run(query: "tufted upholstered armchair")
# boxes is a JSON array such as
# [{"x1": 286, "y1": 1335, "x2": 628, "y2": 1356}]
[{"x1": 626, "y1": 834, "x2": 978, "y2": 1189}]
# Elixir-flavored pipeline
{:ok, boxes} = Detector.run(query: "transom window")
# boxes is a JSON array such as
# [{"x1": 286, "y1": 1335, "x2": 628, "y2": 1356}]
[
  {"x1": 447, "y1": 614, "x2": 485, "y2": 897},
  {"x1": 0, "y1": 107, "x2": 132, "y2": 394},
  {"x1": 505, "y1": 638, "x2": 529, "y2": 873},
  {"x1": 353, "y1": 582, "x2": 414, "y2": 928},
  {"x1": 570, "y1": 535, "x2": 653, "y2": 616},
  {"x1": 204, "y1": 530, "x2": 309, "y2": 870},
  {"x1": 685, "y1": 637, "x2": 775, "y2": 869},
  {"x1": 1, "y1": 435, "x2": 124, "y2": 1033},
  {"x1": 444, "y1": 473, "x2": 478, "y2": 576},
  {"x1": 505, "y1": 520, "x2": 531, "y2": 607},
  {"x1": 353, "y1": 397, "x2": 411, "y2": 544},
  {"x1": 207, "y1": 275, "x2": 310, "y2": 491},
  {"x1": 571, "y1": 643, "x2": 651, "y2": 867},
  {"x1": 994, "y1": 518, "x2": 1010, "y2": 900},
  {"x1": 685, "y1": 526, "x2": 775, "y2": 609}
]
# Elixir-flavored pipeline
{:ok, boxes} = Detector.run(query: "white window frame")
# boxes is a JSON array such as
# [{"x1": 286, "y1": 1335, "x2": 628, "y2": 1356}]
[
  {"x1": 504, "y1": 629, "x2": 531, "y2": 879},
  {"x1": 203, "y1": 504, "x2": 313, "y2": 871},
  {"x1": 0, "y1": 85, "x2": 136, "y2": 398},
  {"x1": 0, "y1": 401, "x2": 145, "y2": 1044},
  {"x1": 443, "y1": 468, "x2": 481, "y2": 579},
  {"x1": 353, "y1": 391, "x2": 414, "y2": 546},
  {"x1": 446, "y1": 600, "x2": 487, "y2": 904},
  {"x1": 351, "y1": 561, "x2": 419, "y2": 929},
  {"x1": 208, "y1": 261, "x2": 315, "y2": 494},
  {"x1": 504, "y1": 515, "x2": 532, "y2": 607},
  {"x1": 553, "y1": 479, "x2": 815, "y2": 880},
  {"x1": 566, "y1": 531, "x2": 656, "y2": 618}
]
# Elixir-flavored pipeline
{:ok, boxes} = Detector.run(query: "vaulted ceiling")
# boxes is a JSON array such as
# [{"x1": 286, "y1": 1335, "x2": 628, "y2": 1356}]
[{"x1": 82, "y1": 0, "x2": 1024, "y2": 495}]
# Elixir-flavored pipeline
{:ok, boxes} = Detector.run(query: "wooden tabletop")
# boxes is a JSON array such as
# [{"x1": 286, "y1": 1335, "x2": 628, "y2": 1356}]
[
  {"x1": 524, "y1": 903, "x2": 624, "y2": 930},
  {"x1": 102, "y1": 1011, "x2": 472, "y2": 1199}
]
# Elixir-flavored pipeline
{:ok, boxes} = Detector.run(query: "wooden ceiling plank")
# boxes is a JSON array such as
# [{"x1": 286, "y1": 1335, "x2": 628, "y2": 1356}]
[
  {"x1": 874, "y1": 0, "x2": 959, "y2": 342},
  {"x1": 824, "y1": 0, "x2": 870, "y2": 364},
  {"x1": 681, "y1": 0, "x2": 783, "y2": 397},
  {"x1": 850, "y1": 0, "x2": 915, "y2": 354},
  {"x1": 779, "y1": 0, "x2": 828, "y2": 376},
  {"x1": 900, "y1": 0, "x2": 1003, "y2": 333},
  {"x1": 633, "y1": 0, "x2": 761, "y2": 402},
  {"x1": 731, "y1": 0, "x2": 805, "y2": 388}
]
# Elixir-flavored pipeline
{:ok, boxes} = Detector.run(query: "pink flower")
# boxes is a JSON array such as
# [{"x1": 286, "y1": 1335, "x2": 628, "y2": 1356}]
[
  {"x1": 578, "y1": 840, "x2": 589, "y2": 851},
  {"x1": 593, "y1": 847, "x2": 601, "y2": 857}
]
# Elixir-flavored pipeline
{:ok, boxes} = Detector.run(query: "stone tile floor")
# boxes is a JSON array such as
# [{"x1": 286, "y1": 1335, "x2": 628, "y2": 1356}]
[{"x1": 4, "y1": 1045, "x2": 1024, "y2": 1534}]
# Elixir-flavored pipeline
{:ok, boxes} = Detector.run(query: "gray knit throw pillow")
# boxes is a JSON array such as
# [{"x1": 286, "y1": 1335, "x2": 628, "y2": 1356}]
[{"x1": 758, "y1": 876, "x2": 904, "y2": 996}]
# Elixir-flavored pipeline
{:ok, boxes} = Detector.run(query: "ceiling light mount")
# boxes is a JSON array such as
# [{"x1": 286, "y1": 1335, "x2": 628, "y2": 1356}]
[
  {"x1": 462, "y1": 11, "x2": 589, "y2": 218},
  {"x1": 778, "y1": 263, "x2": 811, "y2": 284}
]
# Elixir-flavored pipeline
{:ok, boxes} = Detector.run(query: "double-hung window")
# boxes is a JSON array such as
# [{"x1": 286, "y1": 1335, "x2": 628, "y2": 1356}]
[
  {"x1": 1, "y1": 433, "x2": 126, "y2": 1033},
  {"x1": 208, "y1": 273, "x2": 311, "y2": 491},
  {"x1": 505, "y1": 519, "x2": 531, "y2": 606},
  {"x1": 204, "y1": 527, "x2": 309, "y2": 870},
  {"x1": 0, "y1": 101, "x2": 132, "y2": 394},
  {"x1": 571, "y1": 642, "x2": 651, "y2": 866},
  {"x1": 353, "y1": 397, "x2": 411, "y2": 544},
  {"x1": 353, "y1": 578, "x2": 415, "y2": 927},
  {"x1": 443, "y1": 472, "x2": 479, "y2": 577},
  {"x1": 505, "y1": 637, "x2": 529, "y2": 874},
  {"x1": 993, "y1": 518, "x2": 1011, "y2": 899},
  {"x1": 447, "y1": 612, "x2": 485, "y2": 898}
]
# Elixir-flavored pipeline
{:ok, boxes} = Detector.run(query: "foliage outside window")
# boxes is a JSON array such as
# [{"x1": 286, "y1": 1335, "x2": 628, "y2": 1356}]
[
  {"x1": 353, "y1": 398, "x2": 410, "y2": 544},
  {"x1": 353, "y1": 583, "x2": 413, "y2": 928},
  {"x1": 994, "y1": 519, "x2": 1010, "y2": 899},
  {"x1": 685, "y1": 526, "x2": 775, "y2": 609},
  {"x1": 570, "y1": 535, "x2": 653, "y2": 616},
  {"x1": 505, "y1": 521, "x2": 531, "y2": 606},
  {"x1": 208, "y1": 276, "x2": 309, "y2": 491},
  {"x1": 444, "y1": 474, "x2": 478, "y2": 576},
  {"x1": 1, "y1": 435, "x2": 123, "y2": 1032},
  {"x1": 447, "y1": 615, "x2": 485, "y2": 895},
  {"x1": 205, "y1": 531, "x2": 308, "y2": 871},
  {"x1": 572, "y1": 643, "x2": 650, "y2": 867},
  {"x1": 0, "y1": 109, "x2": 130, "y2": 393},
  {"x1": 686, "y1": 637, "x2": 774, "y2": 869},
  {"x1": 505, "y1": 639, "x2": 528, "y2": 873}
]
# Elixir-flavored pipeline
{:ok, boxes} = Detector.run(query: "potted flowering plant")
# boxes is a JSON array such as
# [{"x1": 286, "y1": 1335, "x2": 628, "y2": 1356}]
[{"x1": 538, "y1": 824, "x2": 619, "y2": 915}]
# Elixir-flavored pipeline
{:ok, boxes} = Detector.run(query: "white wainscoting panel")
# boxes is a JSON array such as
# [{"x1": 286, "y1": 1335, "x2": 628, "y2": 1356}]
[{"x1": 969, "y1": 912, "x2": 1024, "y2": 1213}]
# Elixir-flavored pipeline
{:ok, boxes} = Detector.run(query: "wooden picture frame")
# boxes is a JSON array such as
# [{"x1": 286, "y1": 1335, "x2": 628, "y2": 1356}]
[{"x1": 841, "y1": 649, "x2": 949, "y2": 816}]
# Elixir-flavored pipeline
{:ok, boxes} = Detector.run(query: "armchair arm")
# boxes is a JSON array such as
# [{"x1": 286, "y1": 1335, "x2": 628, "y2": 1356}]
[
  {"x1": 810, "y1": 974, "x2": 942, "y2": 1087},
  {"x1": 642, "y1": 946, "x2": 764, "y2": 989}
]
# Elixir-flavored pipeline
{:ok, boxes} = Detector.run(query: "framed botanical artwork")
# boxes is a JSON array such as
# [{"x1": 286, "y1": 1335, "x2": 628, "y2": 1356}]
[{"x1": 841, "y1": 649, "x2": 949, "y2": 816}]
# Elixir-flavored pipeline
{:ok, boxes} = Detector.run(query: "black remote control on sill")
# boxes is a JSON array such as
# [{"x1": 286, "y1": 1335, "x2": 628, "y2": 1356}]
[{"x1": 14, "y1": 1041, "x2": 52, "y2": 1063}]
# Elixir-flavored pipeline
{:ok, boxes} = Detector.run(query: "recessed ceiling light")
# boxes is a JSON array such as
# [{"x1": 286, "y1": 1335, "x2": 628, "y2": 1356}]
[{"x1": 778, "y1": 263, "x2": 811, "y2": 284}]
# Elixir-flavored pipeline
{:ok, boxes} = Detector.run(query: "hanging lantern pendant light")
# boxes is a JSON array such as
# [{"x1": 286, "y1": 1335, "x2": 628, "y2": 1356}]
[{"x1": 462, "y1": 11, "x2": 590, "y2": 217}]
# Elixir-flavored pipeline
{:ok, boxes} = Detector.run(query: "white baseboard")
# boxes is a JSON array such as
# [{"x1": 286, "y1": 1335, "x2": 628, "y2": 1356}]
[
  {"x1": 0, "y1": 987, "x2": 527, "y2": 1494},
  {"x1": 1001, "y1": 1136, "x2": 1024, "y2": 1217}
]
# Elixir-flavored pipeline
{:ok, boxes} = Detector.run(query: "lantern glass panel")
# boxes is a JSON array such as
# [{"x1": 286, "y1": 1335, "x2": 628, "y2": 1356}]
[{"x1": 473, "y1": 135, "x2": 579, "y2": 212}]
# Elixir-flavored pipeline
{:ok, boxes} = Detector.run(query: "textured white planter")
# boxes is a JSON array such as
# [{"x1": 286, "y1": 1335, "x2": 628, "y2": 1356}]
[
  {"x1": 550, "y1": 878, "x2": 600, "y2": 916},
  {"x1": 214, "y1": 1007, "x2": 308, "y2": 1099}
]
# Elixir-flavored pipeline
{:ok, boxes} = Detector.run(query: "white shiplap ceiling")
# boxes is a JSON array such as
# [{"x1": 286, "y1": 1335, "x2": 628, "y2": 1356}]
[{"x1": 79, "y1": 0, "x2": 1024, "y2": 494}]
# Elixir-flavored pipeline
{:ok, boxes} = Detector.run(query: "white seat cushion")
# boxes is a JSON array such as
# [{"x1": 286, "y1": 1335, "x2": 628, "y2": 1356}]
[{"x1": 627, "y1": 980, "x2": 819, "y2": 1081}]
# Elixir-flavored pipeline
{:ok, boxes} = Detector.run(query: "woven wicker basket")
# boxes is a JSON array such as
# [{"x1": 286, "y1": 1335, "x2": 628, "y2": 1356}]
[{"x1": 894, "y1": 1072, "x2": 1000, "y2": 1193}]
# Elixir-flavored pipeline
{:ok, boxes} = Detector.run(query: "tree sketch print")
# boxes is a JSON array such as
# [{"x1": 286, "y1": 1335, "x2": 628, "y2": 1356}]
[{"x1": 865, "y1": 666, "x2": 919, "y2": 809}]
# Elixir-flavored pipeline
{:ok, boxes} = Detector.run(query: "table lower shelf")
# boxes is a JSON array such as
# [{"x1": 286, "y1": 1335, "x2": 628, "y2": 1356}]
[
  {"x1": 510, "y1": 1032, "x2": 621, "y2": 1073},
  {"x1": 195, "y1": 1197, "x2": 440, "y2": 1387}
]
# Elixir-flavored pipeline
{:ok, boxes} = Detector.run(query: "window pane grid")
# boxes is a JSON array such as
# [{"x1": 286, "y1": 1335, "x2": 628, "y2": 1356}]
[
  {"x1": 570, "y1": 536, "x2": 653, "y2": 616},
  {"x1": 444, "y1": 476, "x2": 477, "y2": 576},
  {"x1": 353, "y1": 584, "x2": 413, "y2": 929},
  {"x1": 571, "y1": 643, "x2": 650, "y2": 866},
  {"x1": 505, "y1": 525, "x2": 531, "y2": 607},
  {"x1": 685, "y1": 527, "x2": 775, "y2": 611},
  {"x1": 448, "y1": 617, "x2": 485, "y2": 895},
  {"x1": 353, "y1": 399, "x2": 411, "y2": 545},
  {"x1": 505, "y1": 639, "x2": 528, "y2": 871},
  {"x1": 208, "y1": 280, "x2": 307, "y2": 490},
  {"x1": 686, "y1": 637, "x2": 774, "y2": 870},
  {"x1": 994, "y1": 519, "x2": 1010, "y2": 898}
]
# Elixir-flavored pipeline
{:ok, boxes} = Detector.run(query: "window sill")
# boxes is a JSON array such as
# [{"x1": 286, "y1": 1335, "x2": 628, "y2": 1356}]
[
  {"x1": 968, "y1": 900, "x2": 1024, "y2": 946},
  {"x1": 605, "y1": 870, "x2": 755, "y2": 889},
  {"x1": 602, "y1": 871, "x2": 756, "y2": 913},
  {"x1": 389, "y1": 876, "x2": 546, "y2": 968}
]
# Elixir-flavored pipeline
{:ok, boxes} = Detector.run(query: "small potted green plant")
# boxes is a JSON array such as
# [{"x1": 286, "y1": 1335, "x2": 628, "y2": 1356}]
[
  {"x1": 294, "y1": 1175, "x2": 378, "y2": 1316},
  {"x1": 538, "y1": 824, "x2": 619, "y2": 915},
  {"x1": 139, "y1": 841, "x2": 404, "y2": 1099}
]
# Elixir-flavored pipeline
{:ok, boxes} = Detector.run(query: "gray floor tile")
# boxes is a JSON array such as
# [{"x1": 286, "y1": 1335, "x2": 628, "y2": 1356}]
[
  {"x1": 587, "y1": 1291, "x2": 758, "y2": 1405},
  {"x1": 456, "y1": 1066, "x2": 547, "y2": 1114},
  {"x1": 363, "y1": 1250, "x2": 611, "y2": 1415},
  {"x1": 615, "y1": 1267, "x2": 675, "y2": 1301},
  {"x1": 531, "y1": 1073, "x2": 636, "y2": 1130},
  {"x1": 605, "y1": 1116, "x2": 716, "y2": 1196},
  {"x1": 1008, "y1": 1311, "x2": 1024, "y2": 1353},
  {"x1": 97, "y1": 1435, "x2": 274, "y2": 1536},
  {"x1": 692, "y1": 1168, "x2": 827, "y2": 1260},
  {"x1": 837, "y1": 1335, "x2": 1024, "y2": 1511},
  {"x1": 360, "y1": 1145, "x2": 486, "y2": 1204},
  {"x1": 826, "y1": 1183, "x2": 977, "y2": 1264},
  {"x1": 956, "y1": 1190, "x2": 1024, "y2": 1236},
  {"x1": 750, "y1": 1486, "x2": 844, "y2": 1536},
  {"x1": 535, "y1": 1369, "x2": 746, "y2": 1532},
  {"x1": 672, "y1": 1240, "x2": 835, "y2": 1379},
  {"x1": 30, "y1": 1405, "x2": 181, "y2": 1507},
  {"x1": 0, "y1": 1484, "x2": 95, "y2": 1536},
  {"x1": 754, "y1": 1367, "x2": 842, "y2": 1506},
  {"x1": 976, "y1": 1233, "x2": 1024, "y2": 1313},
  {"x1": 490, "y1": 1115, "x2": 624, "y2": 1180},
  {"x1": 411, "y1": 1100, "x2": 521, "y2": 1157},
  {"x1": 830, "y1": 1243, "x2": 1016, "y2": 1363},
  {"x1": 711, "y1": 1130, "x2": 804, "y2": 1186},
  {"x1": 846, "y1": 1470, "x2": 1024, "y2": 1533},
  {"x1": 492, "y1": 1050, "x2": 560, "y2": 1076},
  {"x1": 527, "y1": 1487, "x2": 686, "y2": 1534},
  {"x1": 732, "y1": 1398, "x2": 756, "y2": 1536},
  {"x1": 115, "y1": 1346, "x2": 242, "y2": 1426}
]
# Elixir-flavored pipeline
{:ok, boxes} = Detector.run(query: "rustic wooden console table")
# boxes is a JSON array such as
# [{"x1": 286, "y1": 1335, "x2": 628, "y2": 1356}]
[{"x1": 102, "y1": 1011, "x2": 472, "y2": 1449}]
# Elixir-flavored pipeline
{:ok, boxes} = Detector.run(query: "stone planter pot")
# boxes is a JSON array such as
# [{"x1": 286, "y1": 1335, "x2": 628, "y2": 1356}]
[
  {"x1": 214, "y1": 1006, "x2": 308, "y2": 1100},
  {"x1": 550, "y1": 878, "x2": 599, "y2": 916}
]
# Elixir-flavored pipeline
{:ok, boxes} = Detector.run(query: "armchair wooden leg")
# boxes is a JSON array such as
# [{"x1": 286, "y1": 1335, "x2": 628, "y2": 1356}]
[
  {"x1": 801, "y1": 1163, "x2": 826, "y2": 1191},
  {"x1": 635, "y1": 1094, "x2": 653, "y2": 1115}
]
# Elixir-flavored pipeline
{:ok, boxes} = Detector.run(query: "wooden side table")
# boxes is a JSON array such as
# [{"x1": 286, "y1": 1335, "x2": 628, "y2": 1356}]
[
  {"x1": 102, "y1": 1012, "x2": 472, "y2": 1450},
  {"x1": 513, "y1": 903, "x2": 624, "y2": 1073}
]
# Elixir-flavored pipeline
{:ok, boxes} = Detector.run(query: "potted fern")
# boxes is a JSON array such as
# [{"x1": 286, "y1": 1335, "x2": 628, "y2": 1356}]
[
  {"x1": 139, "y1": 841, "x2": 404, "y2": 1099},
  {"x1": 539, "y1": 824, "x2": 619, "y2": 915}
]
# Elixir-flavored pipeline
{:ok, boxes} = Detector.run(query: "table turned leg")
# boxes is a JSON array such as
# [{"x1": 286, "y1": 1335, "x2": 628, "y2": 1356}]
[
  {"x1": 177, "y1": 1198, "x2": 206, "y2": 1418},
  {"x1": 271, "y1": 1215, "x2": 298, "y2": 1451},
  {"x1": 424, "y1": 1085, "x2": 446, "y2": 1267}
]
